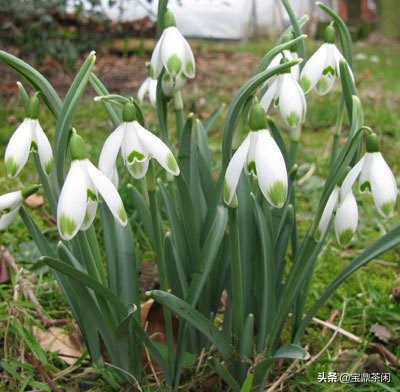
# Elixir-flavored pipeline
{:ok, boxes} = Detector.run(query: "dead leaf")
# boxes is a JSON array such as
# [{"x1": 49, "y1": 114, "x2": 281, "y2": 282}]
[
  {"x1": 25, "y1": 194, "x2": 44, "y2": 209},
  {"x1": 370, "y1": 323, "x2": 391, "y2": 343},
  {"x1": 33, "y1": 324, "x2": 85, "y2": 365},
  {"x1": 0, "y1": 254, "x2": 10, "y2": 283}
]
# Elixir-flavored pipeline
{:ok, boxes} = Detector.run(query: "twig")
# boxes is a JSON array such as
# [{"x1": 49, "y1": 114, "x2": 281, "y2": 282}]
[
  {"x1": 312, "y1": 314, "x2": 362, "y2": 343},
  {"x1": 24, "y1": 351, "x2": 61, "y2": 392},
  {"x1": 1, "y1": 246, "x2": 68, "y2": 328}
]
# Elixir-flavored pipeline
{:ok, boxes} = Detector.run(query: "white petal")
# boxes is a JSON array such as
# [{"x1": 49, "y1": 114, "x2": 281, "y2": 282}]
[
  {"x1": 57, "y1": 161, "x2": 88, "y2": 240},
  {"x1": 136, "y1": 123, "x2": 180, "y2": 176},
  {"x1": 259, "y1": 79, "x2": 278, "y2": 113},
  {"x1": 149, "y1": 79, "x2": 158, "y2": 106},
  {"x1": 121, "y1": 122, "x2": 148, "y2": 166},
  {"x1": 315, "y1": 44, "x2": 337, "y2": 95},
  {"x1": 86, "y1": 160, "x2": 127, "y2": 226},
  {"x1": 5, "y1": 119, "x2": 33, "y2": 177},
  {"x1": 255, "y1": 130, "x2": 288, "y2": 208},
  {"x1": 138, "y1": 78, "x2": 150, "y2": 104},
  {"x1": 0, "y1": 191, "x2": 23, "y2": 211},
  {"x1": 335, "y1": 191, "x2": 358, "y2": 246},
  {"x1": 32, "y1": 120, "x2": 53, "y2": 176},
  {"x1": 80, "y1": 200, "x2": 98, "y2": 231},
  {"x1": 99, "y1": 124, "x2": 124, "y2": 186},
  {"x1": 161, "y1": 72, "x2": 187, "y2": 96},
  {"x1": 150, "y1": 31, "x2": 165, "y2": 78},
  {"x1": 316, "y1": 186, "x2": 340, "y2": 241},
  {"x1": 359, "y1": 153, "x2": 373, "y2": 192},
  {"x1": 244, "y1": 131, "x2": 259, "y2": 175},
  {"x1": 369, "y1": 152, "x2": 398, "y2": 218},
  {"x1": 290, "y1": 52, "x2": 300, "y2": 80},
  {"x1": 339, "y1": 156, "x2": 365, "y2": 206},
  {"x1": 0, "y1": 208, "x2": 20, "y2": 230},
  {"x1": 161, "y1": 27, "x2": 186, "y2": 76},
  {"x1": 224, "y1": 133, "x2": 251, "y2": 205},
  {"x1": 127, "y1": 159, "x2": 150, "y2": 179},
  {"x1": 278, "y1": 74, "x2": 306, "y2": 130},
  {"x1": 300, "y1": 43, "x2": 329, "y2": 94},
  {"x1": 180, "y1": 31, "x2": 195, "y2": 78}
]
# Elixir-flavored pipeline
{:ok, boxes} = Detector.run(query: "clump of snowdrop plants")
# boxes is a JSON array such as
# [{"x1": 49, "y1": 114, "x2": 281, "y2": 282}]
[{"x1": 0, "y1": 0, "x2": 398, "y2": 390}]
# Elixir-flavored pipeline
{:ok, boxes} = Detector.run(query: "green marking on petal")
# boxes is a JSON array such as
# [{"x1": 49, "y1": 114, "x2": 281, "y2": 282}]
[
  {"x1": 118, "y1": 206, "x2": 128, "y2": 224},
  {"x1": 166, "y1": 153, "x2": 179, "y2": 175},
  {"x1": 314, "y1": 228, "x2": 323, "y2": 242},
  {"x1": 45, "y1": 159, "x2": 53, "y2": 176},
  {"x1": 316, "y1": 78, "x2": 329, "y2": 93},
  {"x1": 300, "y1": 76, "x2": 311, "y2": 93},
  {"x1": 128, "y1": 150, "x2": 145, "y2": 164},
  {"x1": 267, "y1": 181, "x2": 287, "y2": 208},
  {"x1": 31, "y1": 141, "x2": 38, "y2": 152},
  {"x1": 185, "y1": 61, "x2": 194, "y2": 76},
  {"x1": 166, "y1": 54, "x2": 182, "y2": 75},
  {"x1": 224, "y1": 181, "x2": 231, "y2": 204},
  {"x1": 287, "y1": 111, "x2": 300, "y2": 128},
  {"x1": 338, "y1": 228, "x2": 354, "y2": 246},
  {"x1": 247, "y1": 161, "x2": 257, "y2": 176},
  {"x1": 83, "y1": 211, "x2": 91, "y2": 226},
  {"x1": 322, "y1": 65, "x2": 335, "y2": 76},
  {"x1": 87, "y1": 189, "x2": 97, "y2": 201},
  {"x1": 381, "y1": 200, "x2": 395, "y2": 218},
  {"x1": 274, "y1": 97, "x2": 280, "y2": 107},
  {"x1": 360, "y1": 180, "x2": 371, "y2": 192},
  {"x1": 59, "y1": 214, "x2": 77, "y2": 238},
  {"x1": 6, "y1": 157, "x2": 18, "y2": 177}
]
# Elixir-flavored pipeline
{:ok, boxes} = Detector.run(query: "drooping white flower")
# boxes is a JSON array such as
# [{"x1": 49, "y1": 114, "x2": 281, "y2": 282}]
[
  {"x1": 224, "y1": 104, "x2": 288, "y2": 208},
  {"x1": 150, "y1": 10, "x2": 195, "y2": 80},
  {"x1": 267, "y1": 49, "x2": 300, "y2": 83},
  {"x1": 99, "y1": 103, "x2": 180, "y2": 186},
  {"x1": 5, "y1": 110, "x2": 53, "y2": 178},
  {"x1": 300, "y1": 24, "x2": 352, "y2": 96},
  {"x1": 0, "y1": 185, "x2": 39, "y2": 230},
  {"x1": 161, "y1": 72, "x2": 187, "y2": 97},
  {"x1": 260, "y1": 70, "x2": 306, "y2": 131},
  {"x1": 138, "y1": 77, "x2": 157, "y2": 106},
  {"x1": 57, "y1": 133, "x2": 128, "y2": 241},
  {"x1": 334, "y1": 190, "x2": 358, "y2": 246},
  {"x1": 316, "y1": 185, "x2": 340, "y2": 241},
  {"x1": 340, "y1": 133, "x2": 397, "y2": 218}
]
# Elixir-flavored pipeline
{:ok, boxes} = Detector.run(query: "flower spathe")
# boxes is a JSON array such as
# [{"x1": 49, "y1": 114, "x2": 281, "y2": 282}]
[
  {"x1": 99, "y1": 119, "x2": 180, "y2": 186},
  {"x1": 0, "y1": 191, "x2": 24, "y2": 230},
  {"x1": 150, "y1": 11, "x2": 195, "y2": 80},
  {"x1": 224, "y1": 129, "x2": 288, "y2": 208},
  {"x1": 57, "y1": 159, "x2": 128, "y2": 240},
  {"x1": 260, "y1": 71, "x2": 306, "y2": 131},
  {"x1": 5, "y1": 118, "x2": 53, "y2": 178}
]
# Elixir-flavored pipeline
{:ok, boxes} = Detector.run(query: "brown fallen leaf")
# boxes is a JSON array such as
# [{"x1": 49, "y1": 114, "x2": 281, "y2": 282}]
[
  {"x1": 370, "y1": 323, "x2": 392, "y2": 344},
  {"x1": 33, "y1": 324, "x2": 85, "y2": 365},
  {"x1": 25, "y1": 194, "x2": 44, "y2": 209}
]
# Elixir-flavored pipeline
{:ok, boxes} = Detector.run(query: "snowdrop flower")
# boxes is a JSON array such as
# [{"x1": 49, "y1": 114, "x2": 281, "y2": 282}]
[
  {"x1": 224, "y1": 104, "x2": 288, "y2": 208},
  {"x1": 5, "y1": 95, "x2": 53, "y2": 178},
  {"x1": 300, "y1": 24, "x2": 352, "y2": 96},
  {"x1": 161, "y1": 72, "x2": 187, "y2": 97},
  {"x1": 316, "y1": 185, "x2": 358, "y2": 246},
  {"x1": 138, "y1": 77, "x2": 157, "y2": 106},
  {"x1": 340, "y1": 133, "x2": 397, "y2": 218},
  {"x1": 0, "y1": 185, "x2": 39, "y2": 230},
  {"x1": 150, "y1": 9, "x2": 195, "y2": 81},
  {"x1": 99, "y1": 103, "x2": 180, "y2": 186},
  {"x1": 57, "y1": 132, "x2": 128, "y2": 241},
  {"x1": 260, "y1": 61, "x2": 306, "y2": 132},
  {"x1": 334, "y1": 191, "x2": 358, "y2": 246},
  {"x1": 267, "y1": 49, "x2": 300, "y2": 82}
]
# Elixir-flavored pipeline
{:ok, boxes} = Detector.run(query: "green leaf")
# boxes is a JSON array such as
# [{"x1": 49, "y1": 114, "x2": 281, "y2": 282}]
[
  {"x1": 0, "y1": 50, "x2": 62, "y2": 117},
  {"x1": 204, "y1": 104, "x2": 225, "y2": 134},
  {"x1": 240, "y1": 372, "x2": 254, "y2": 392},
  {"x1": 150, "y1": 290, "x2": 232, "y2": 359},
  {"x1": 54, "y1": 51, "x2": 96, "y2": 186},
  {"x1": 340, "y1": 61, "x2": 357, "y2": 122},
  {"x1": 208, "y1": 358, "x2": 240, "y2": 392},
  {"x1": 273, "y1": 344, "x2": 310, "y2": 360}
]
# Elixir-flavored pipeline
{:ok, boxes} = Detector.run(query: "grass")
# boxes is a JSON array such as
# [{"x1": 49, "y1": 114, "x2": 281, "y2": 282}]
[{"x1": 0, "y1": 36, "x2": 400, "y2": 391}]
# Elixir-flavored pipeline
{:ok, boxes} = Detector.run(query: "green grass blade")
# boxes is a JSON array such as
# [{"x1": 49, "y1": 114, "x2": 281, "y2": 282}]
[
  {"x1": 204, "y1": 104, "x2": 225, "y2": 134},
  {"x1": 150, "y1": 290, "x2": 232, "y2": 360}
]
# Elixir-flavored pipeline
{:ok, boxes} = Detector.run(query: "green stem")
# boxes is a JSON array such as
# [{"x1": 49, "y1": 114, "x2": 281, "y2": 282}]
[
  {"x1": 147, "y1": 163, "x2": 175, "y2": 381},
  {"x1": 229, "y1": 208, "x2": 244, "y2": 342},
  {"x1": 330, "y1": 99, "x2": 345, "y2": 169}
]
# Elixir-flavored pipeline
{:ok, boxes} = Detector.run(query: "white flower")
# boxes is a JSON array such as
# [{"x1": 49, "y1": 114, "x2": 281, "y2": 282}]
[
  {"x1": 334, "y1": 190, "x2": 358, "y2": 246},
  {"x1": 316, "y1": 186, "x2": 340, "y2": 241},
  {"x1": 260, "y1": 72, "x2": 306, "y2": 131},
  {"x1": 150, "y1": 18, "x2": 195, "y2": 80},
  {"x1": 57, "y1": 159, "x2": 128, "y2": 240},
  {"x1": 5, "y1": 118, "x2": 53, "y2": 178},
  {"x1": 138, "y1": 77, "x2": 157, "y2": 106},
  {"x1": 267, "y1": 50, "x2": 300, "y2": 82},
  {"x1": 99, "y1": 120, "x2": 180, "y2": 186},
  {"x1": 0, "y1": 191, "x2": 24, "y2": 230},
  {"x1": 340, "y1": 152, "x2": 397, "y2": 218},
  {"x1": 224, "y1": 129, "x2": 288, "y2": 208},
  {"x1": 161, "y1": 72, "x2": 187, "y2": 97}
]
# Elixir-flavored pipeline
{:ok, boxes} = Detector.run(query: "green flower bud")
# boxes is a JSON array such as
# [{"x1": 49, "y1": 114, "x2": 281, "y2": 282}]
[
  {"x1": 123, "y1": 102, "x2": 137, "y2": 122},
  {"x1": 324, "y1": 24, "x2": 336, "y2": 44},
  {"x1": 27, "y1": 94, "x2": 40, "y2": 119},
  {"x1": 164, "y1": 9, "x2": 176, "y2": 28},
  {"x1": 69, "y1": 131, "x2": 87, "y2": 160},
  {"x1": 366, "y1": 133, "x2": 380, "y2": 153},
  {"x1": 249, "y1": 103, "x2": 267, "y2": 131}
]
